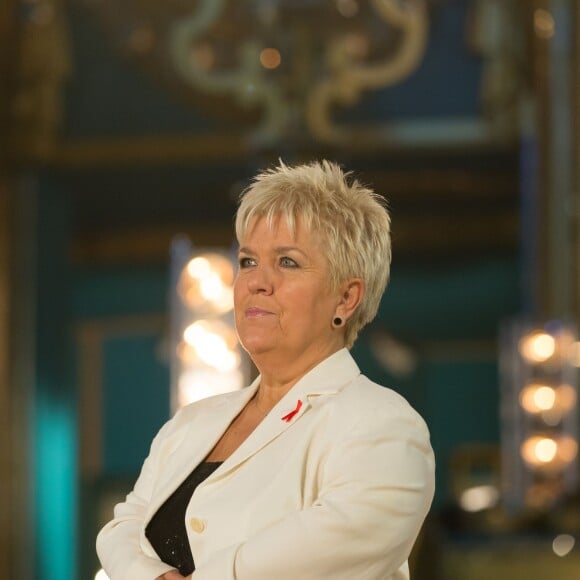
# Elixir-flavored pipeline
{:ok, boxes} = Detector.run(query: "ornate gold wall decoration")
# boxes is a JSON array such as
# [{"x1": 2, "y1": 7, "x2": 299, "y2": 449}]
[
  {"x1": 306, "y1": 0, "x2": 428, "y2": 142},
  {"x1": 11, "y1": 0, "x2": 71, "y2": 160},
  {"x1": 468, "y1": 0, "x2": 528, "y2": 143},
  {"x1": 89, "y1": 0, "x2": 429, "y2": 145},
  {"x1": 174, "y1": 0, "x2": 429, "y2": 144}
]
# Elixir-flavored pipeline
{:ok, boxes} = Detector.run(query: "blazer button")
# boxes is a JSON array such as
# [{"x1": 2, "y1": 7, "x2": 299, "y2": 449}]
[{"x1": 189, "y1": 517, "x2": 206, "y2": 533}]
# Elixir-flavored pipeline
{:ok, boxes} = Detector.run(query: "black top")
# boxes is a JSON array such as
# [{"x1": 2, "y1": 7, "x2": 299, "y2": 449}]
[{"x1": 145, "y1": 461, "x2": 223, "y2": 576}]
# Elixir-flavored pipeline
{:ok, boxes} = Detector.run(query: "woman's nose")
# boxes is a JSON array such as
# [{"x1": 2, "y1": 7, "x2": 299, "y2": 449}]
[{"x1": 247, "y1": 267, "x2": 273, "y2": 294}]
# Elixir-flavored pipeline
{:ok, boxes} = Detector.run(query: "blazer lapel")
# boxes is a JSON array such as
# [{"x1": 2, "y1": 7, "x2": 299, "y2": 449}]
[
  {"x1": 148, "y1": 383, "x2": 259, "y2": 517},
  {"x1": 216, "y1": 394, "x2": 310, "y2": 476},
  {"x1": 150, "y1": 349, "x2": 361, "y2": 504},
  {"x1": 213, "y1": 348, "x2": 361, "y2": 479}
]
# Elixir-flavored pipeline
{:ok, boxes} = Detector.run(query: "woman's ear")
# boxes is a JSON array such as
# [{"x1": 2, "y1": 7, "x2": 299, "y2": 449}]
[{"x1": 336, "y1": 278, "x2": 365, "y2": 322}]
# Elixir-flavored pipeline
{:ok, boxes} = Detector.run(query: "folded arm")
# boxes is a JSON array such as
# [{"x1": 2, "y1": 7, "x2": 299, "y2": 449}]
[
  {"x1": 96, "y1": 418, "x2": 181, "y2": 580},
  {"x1": 193, "y1": 412, "x2": 435, "y2": 580}
]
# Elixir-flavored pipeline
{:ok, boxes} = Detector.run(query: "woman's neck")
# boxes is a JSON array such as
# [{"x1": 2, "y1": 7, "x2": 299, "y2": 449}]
[{"x1": 252, "y1": 343, "x2": 343, "y2": 407}]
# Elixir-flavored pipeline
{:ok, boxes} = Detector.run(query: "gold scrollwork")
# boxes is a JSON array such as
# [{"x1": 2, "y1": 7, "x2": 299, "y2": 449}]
[
  {"x1": 169, "y1": 0, "x2": 288, "y2": 143},
  {"x1": 11, "y1": 0, "x2": 71, "y2": 161},
  {"x1": 307, "y1": 0, "x2": 428, "y2": 143},
  {"x1": 169, "y1": 0, "x2": 428, "y2": 145},
  {"x1": 468, "y1": 0, "x2": 526, "y2": 143}
]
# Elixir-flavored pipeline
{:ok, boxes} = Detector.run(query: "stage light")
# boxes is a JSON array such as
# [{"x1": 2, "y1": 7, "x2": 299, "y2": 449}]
[
  {"x1": 183, "y1": 320, "x2": 240, "y2": 372},
  {"x1": 170, "y1": 239, "x2": 247, "y2": 411},
  {"x1": 459, "y1": 485, "x2": 499, "y2": 512},
  {"x1": 518, "y1": 330, "x2": 556, "y2": 363},
  {"x1": 520, "y1": 435, "x2": 578, "y2": 471},
  {"x1": 519, "y1": 383, "x2": 576, "y2": 420},
  {"x1": 553, "y1": 534, "x2": 575, "y2": 557},
  {"x1": 178, "y1": 253, "x2": 234, "y2": 315},
  {"x1": 501, "y1": 320, "x2": 578, "y2": 510}
]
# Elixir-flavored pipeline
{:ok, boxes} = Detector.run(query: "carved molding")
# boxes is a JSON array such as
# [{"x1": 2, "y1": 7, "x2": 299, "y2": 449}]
[
  {"x1": 77, "y1": 314, "x2": 167, "y2": 477},
  {"x1": 0, "y1": 0, "x2": 18, "y2": 168},
  {"x1": 468, "y1": 0, "x2": 529, "y2": 143},
  {"x1": 10, "y1": 0, "x2": 71, "y2": 160},
  {"x1": 8, "y1": 1, "x2": 530, "y2": 166},
  {"x1": 307, "y1": 0, "x2": 428, "y2": 142},
  {"x1": 89, "y1": 0, "x2": 429, "y2": 146}
]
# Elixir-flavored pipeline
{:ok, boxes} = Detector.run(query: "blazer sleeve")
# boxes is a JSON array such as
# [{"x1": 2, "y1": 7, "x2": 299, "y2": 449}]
[
  {"x1": 192, "y1": 408, "x2": 435, "y2": 580},
  {"x1": 95, "y1": 417, "x2": 180, "y2": 580}
]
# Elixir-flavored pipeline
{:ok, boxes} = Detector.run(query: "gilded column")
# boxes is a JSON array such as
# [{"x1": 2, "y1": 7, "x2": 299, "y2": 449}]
[{"x1": 0, "y1": 0, "x2": 17, "y2": 574}]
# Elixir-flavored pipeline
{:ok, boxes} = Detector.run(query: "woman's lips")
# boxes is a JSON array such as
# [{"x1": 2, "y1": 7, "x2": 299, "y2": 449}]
[{"x1": 245, "y1": 307, "x2": 273, "y2": 318}]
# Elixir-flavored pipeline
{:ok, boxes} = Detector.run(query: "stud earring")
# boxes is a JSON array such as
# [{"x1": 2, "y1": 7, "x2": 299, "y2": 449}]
[{"x1": 332, "y1": 316, "x2": 343, "y2": 328}]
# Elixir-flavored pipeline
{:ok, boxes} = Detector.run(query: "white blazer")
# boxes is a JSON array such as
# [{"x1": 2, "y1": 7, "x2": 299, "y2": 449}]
[{"x1": 97, "y1": 349, "x2": 435, "y2": 580}]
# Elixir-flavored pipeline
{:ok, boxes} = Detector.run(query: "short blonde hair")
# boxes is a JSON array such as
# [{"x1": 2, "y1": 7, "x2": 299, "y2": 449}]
[{"x1": 235, "y1": 160, "x2": 391, "y2": 348}]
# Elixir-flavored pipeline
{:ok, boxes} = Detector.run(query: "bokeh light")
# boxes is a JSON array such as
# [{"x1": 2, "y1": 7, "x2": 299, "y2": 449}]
[
  {"x1": 179, "y1": 253, "x2": 234, "y2": 314},
  {"x1": 459, "y1": 485, "x2": 499, "y2": 512},
  {"x1": 183, "y1": 319, "x2": 240, "y2": 372},
  {"x1": 534, "y1": 8, "x2": 555, "y2": 39},
  {"x1": 521, "y1": 435, "x2": 578, "y2": 470},
  {"x1": 552, "y1": 534, "x2": 575, "y2": 557},
  {"x1": 260, "y1": 48, "x2": 281, "y2": 69},
  {"x1": 519, "y1": 331, "x2": 556, "y2": 363}
]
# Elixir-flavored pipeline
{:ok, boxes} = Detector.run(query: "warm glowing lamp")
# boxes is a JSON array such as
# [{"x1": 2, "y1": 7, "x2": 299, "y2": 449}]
[
  {"x1": 521, "y1": 435, "x2": 578, "y2": 470},
  {"x1": 553, "y1": 534, "x2": 576, "y2": 557},
  {"x1": 170, "y1": 240, "x2": 247, "y2": 411},
  {"x1": 178, "y1": 253, "x2": 234, "y2": 315},
  {"x1": 518, "y1": 331, "x2": 556, "y2": 363},
  {"x1": 183, "y1": 319, "x2": 240, "y2": 372},
  {"x1": 519, "y1": 383, "x2": 576, "y2": 419},
  {"x1": 520, "y1": 384, "x2": 556, "y2": 413},
  {"x1": 260, "y1": 47, "x2": 282, "y2": 69},
  {"x1": 501, "y1": 319, "x2": 579, "y2": 511},
  {"x1": 459, "y1": 485, "x2": 499, "y2": 512}
]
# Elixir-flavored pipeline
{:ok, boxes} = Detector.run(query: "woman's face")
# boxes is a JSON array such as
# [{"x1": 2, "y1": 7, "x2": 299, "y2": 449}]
[{"x1": 234, "y1": 215, "x2": 343, "y2": 368}]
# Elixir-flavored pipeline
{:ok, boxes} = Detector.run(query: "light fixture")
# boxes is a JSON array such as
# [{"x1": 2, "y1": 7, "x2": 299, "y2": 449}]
[
  {"x1": 182, "y1": 319, "x2": 240, "y2": 372},
  {"x1": 170, "y1": 238, "x2": 247, "y2": 410},
  {"x1": 259, "y1": 47, "x2": 282, "y2": 70},
  {"x1": 520, "y1": 435, "x2": 577, "y2": 471},
  {"x1": 501, "y1": 320, "x2": 579, "y2": 510},
  {"x1": 553, "y1": 534, "x2": 575, "y2": 557},
  {"x1": 87, "y1": 0, "x2": 429, "y2": 144},
  {"x1": 459, "y1": 484, "x2": 499, "y2": 513},
  {"x1": 519, "y1": 383, "x2": 576, "y2": 418},
  {"x1": 178, "y1": 253, "x2": 234, "y2": 315},
  {"x1": 518, "y1": 330, "x2": 556, "y2": 363},
  {"x1": 534, "y1": 8, "x2": 556, "y2": 40}
]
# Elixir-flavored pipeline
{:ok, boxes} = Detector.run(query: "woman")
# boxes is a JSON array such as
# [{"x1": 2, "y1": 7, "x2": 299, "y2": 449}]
[{"x1": 97, "y1": 160, "x2": 435, "y2": 580}]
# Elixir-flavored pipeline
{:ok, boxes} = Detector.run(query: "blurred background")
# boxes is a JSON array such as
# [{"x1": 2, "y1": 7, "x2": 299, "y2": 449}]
[{"x1": 2, "y1": 0, "x2": 580, "y2": 578}]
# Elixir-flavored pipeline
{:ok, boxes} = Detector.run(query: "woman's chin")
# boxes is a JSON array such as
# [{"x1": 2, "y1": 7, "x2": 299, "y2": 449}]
[{"x1": 240, "y1": 336, "x2": 276, "y2": 358}]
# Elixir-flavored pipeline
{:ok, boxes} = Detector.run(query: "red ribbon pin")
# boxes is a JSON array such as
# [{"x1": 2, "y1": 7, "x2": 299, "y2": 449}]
[{"x1": 281, "y1": 400, "x2": 302, "y2": 422}]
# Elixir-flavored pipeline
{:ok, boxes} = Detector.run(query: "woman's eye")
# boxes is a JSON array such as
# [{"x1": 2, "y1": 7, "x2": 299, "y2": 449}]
[
  {"x1": 239, "y1": 257, "x2": 255, "y2": 268},
  {"x1": 280, "y1": 256, "x2": 298, "y2": 268}
]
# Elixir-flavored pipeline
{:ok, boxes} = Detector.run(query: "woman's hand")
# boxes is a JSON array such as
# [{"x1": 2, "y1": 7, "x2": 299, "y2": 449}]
[{"x1": 156, "y1": 571, "x2": 191, "y2": 580}]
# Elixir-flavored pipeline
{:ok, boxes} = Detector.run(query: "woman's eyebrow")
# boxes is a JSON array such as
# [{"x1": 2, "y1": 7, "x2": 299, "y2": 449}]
[
  {"x1": 239, "y1": 245, "x2": 308, "y2": 257},
  {"x1": 273, "y1": 246, "x2": 308, "y2": 257}
]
